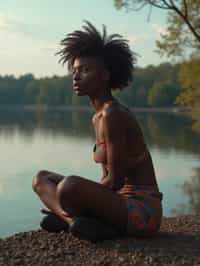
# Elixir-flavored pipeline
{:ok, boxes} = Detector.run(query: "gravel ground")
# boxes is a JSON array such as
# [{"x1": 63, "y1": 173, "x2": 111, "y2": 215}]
[{"x1": 0, "y1": 215, "x2": 200, "y2": 266}]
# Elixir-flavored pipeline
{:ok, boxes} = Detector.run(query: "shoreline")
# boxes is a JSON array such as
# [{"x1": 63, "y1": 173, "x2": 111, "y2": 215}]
[
  {"x1": 0, "y1": 104, "x2": 191, "y2": 113},
  {"x1": 0, "y1": 214, "x2": 199, "y2": 265}
]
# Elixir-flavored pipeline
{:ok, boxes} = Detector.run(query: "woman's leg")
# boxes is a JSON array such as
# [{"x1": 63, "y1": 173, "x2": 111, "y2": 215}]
[
  {"x1": 33, "y1": 172, "x2": 128, "y2": 231},
  {"x1": 56, "y1": 175, "x2": 128, "y2": 232},
  {"x1": 32, "y1": 170, "x2": 73, "y2": 224}
]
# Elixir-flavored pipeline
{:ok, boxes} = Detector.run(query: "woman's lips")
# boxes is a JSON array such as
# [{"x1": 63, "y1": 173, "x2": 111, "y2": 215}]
[
  {"x1": 73, "y1": 84, "x2": 82, "y2": 94},
  {"x1": 73, "y1": 83, "x2": 81, "y2": 90}
]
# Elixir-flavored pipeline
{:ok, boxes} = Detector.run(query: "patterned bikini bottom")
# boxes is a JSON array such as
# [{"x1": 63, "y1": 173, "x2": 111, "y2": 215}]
[{"x1": 118, "y1": 185, "x2": 163, "y2": 236}]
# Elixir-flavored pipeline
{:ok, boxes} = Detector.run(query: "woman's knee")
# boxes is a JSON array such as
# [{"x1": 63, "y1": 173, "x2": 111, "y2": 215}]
[
  {"x1": 56, "y1": 175, "x2": 80, "y2": 207},
  {"x1": 32, "y1": 170, "x2": 49, "y2": 192}
]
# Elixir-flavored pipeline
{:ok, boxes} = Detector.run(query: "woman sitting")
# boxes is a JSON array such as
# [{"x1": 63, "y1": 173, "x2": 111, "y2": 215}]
[{"x1": 32, "y1": 21, "x2": 163, "y2": 241}]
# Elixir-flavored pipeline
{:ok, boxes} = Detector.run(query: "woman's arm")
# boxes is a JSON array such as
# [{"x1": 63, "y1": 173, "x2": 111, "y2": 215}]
[
  {"x1": 100, "y1": 164, "x2": 108, "y2": 180},
  {"x1": 100, "y1": 108, "x2": 126, "y2": 190},
  {"x1": 100, "y1": 164, "x2": 112, "y2": 188}
]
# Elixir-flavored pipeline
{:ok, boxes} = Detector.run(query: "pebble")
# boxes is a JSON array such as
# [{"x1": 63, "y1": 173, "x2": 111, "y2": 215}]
[{"x1": 0, "y1": 215, "x2": 200, "y2": 265}]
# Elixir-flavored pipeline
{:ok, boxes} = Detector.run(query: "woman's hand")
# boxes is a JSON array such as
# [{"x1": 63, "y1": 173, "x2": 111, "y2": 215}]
[
  {"x1": 111, "y1": 178, "x2": 124, "y2": 191},
  {"x1": 100, "y1": 174, "x2": 124, "y2": 191}
]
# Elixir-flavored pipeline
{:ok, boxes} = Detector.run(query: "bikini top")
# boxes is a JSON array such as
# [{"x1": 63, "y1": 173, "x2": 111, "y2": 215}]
[
  {"x1": 93, "y1": 141, "x2": 149, "y2": 167},
  {"x1": 93, "y1": 141, "x2": 107, "y2": 164},
  {"x1": 93, "y1": 101, "x2": 148, "y2": 167}
]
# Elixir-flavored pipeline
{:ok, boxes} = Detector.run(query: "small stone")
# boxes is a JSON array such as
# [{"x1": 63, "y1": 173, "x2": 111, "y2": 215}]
[{"x1": 118, "y1": 257, "x2": 125, "y2": 263}]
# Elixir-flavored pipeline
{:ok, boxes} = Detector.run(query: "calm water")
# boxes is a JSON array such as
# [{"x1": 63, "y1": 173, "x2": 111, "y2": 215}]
[{"x1": 0, "y1": 109, "x2": 200, "y2": 238}]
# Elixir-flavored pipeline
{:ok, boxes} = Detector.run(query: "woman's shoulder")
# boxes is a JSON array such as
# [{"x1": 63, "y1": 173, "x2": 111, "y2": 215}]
[
  {"x1": 102, "y1": 101, "x2": 128, "y2": 118},
  {"x1": 102, "y1": 101, "x2": 137, "y2": 124},
  {"x1": 102, "y1": 102, "x2": 142, "y2": 136}
]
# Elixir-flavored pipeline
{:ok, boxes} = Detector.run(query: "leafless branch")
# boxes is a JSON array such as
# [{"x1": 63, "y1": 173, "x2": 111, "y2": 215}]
[
  {"x1": 128, "y1": 2, "x2": 147, "y2": 11},
  {"x1": 161, "y1": 0, "x2": 173, "y2": 9},
  {"x1": 183, "y1": 0, "x2": 188, "y2": 18},
  {"x1": 148, "y1": 0, "x2": 171, "y2": 10},
  {"x1": 168, "y1": 0, "x2": 179, "y2": 10},
  {"x1": 147, "y1": 5, "x2": 153, "y2": 21}
]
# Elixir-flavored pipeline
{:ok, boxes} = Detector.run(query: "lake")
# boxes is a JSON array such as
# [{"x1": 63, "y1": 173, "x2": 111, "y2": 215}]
[{"x1": 0, "y1": 109, "x2": 200, "y2": 238}]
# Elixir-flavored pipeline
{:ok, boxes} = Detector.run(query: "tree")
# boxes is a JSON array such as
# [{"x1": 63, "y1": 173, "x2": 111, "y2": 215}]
[
  {"x1": 176, "y1": 58, "x2": 200, "y2": 107},
  {"x1": 115, "y1": 0, "x2": 200, "y2": 134},
  {"x1": 0, "y1": 63, "x2": 181, "y2": 107},
  {"x1": 25, "y1": 80, "x2": 40, "y2": 104},
  {"x1": 148, "y1": 80, "x2": 180, "y2": 106},
  {"x1": 176, "y1": 58, "x2": 200, "y2": 132},
  {"x1": 114, "y1": 0, "x2": 200, "y2": 57}
]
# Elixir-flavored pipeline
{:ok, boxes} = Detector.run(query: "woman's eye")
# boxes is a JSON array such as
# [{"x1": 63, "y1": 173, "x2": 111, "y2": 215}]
[
  {"x1": 82, "y1": 67, "x2": 89, "y2": 73},
  {"x1": 72, "y1": 67, "x2": 89, "y2": 76}
]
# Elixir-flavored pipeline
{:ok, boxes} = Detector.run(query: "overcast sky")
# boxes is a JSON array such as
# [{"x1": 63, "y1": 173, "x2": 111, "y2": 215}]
[{"x1": 0, "y1": 0, "x2": 168, "y2": 77}]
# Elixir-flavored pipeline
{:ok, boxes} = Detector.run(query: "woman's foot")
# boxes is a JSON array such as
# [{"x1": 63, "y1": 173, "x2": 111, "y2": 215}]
[
  {"x1": 40, "y1": 209, "x2": 121, "y2": 240},
  {"x1": 69, "y1": 217, "x2": 119, "y2": 242},
  {"x1": 40, "y1": 208, "x2": 52, "y2": 215},
  {"x1": 40, "y1": 212, "x2": 69, "y2": 233}
]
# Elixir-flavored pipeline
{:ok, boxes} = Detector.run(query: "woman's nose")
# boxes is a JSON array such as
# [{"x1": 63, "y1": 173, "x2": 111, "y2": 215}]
[{"x1": 73, "y1": 70, "x2": 80, "y2": 81}]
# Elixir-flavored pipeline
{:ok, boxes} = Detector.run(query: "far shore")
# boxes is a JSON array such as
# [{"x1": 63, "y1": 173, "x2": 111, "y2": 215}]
[{"x1": 0, "y1": 104, "x2": 192, "y2": 113}]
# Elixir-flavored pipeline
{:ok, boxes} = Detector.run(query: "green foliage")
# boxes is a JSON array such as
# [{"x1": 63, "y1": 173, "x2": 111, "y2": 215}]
[
  {"x1": 176, "y1": 58, "x2": 200, "y2": 107},
  {"x1": 156, "y1": 11, "x2": 186, "y2": 57},
  {"x1": 175, "y1": 58, "x2": 200, "y2": 132},
  {"x1": 191, "y1": 107, "x2": 200, "y2": 133},
  {"x1": 156, "y1": 3, "x2": 200, "y2": 57},
  {"x1": 0, "y1": 62, "x2": 181, "y2": 107},
  {"x1": 37, "y1": 77, "x2": 66, "y2": 105},
  {"x1": 114, "y1": 0, "x2": 200, "y2": 58},
  {"x1": 118, "y1": 63, "x2": 181, "y2": 107},
  {"x1": 114, "y1": 0, "x2": 200, "y2": 131},
  {"x1": 148, "y1": 81, "x2": 180, "y2": 107},
  {"x1": 25, "y1": 80, "x2": 40, "y2": 104}
]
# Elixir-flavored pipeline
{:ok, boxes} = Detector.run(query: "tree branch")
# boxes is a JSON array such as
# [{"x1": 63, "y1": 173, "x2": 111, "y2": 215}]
[
  {"x1": 147, "y1": 0, "x2": 171, "y2": 10},
  {"x1": 171, "y1": 3, "x2": 200, "y2": 43},
  {"x1": 161, "y1": 0, "x2": 174, "y2": 9},
  {"x1": 128, "y1": 2, "x2": 148, "y2": 11},
  {"x1": 183, "y1": 0, "x2": 188, "y2": 18},
  {"x1": 115, "y1": 0, "x2": 200, "y2": 47},
  {"x1": 168, "y1": 0, "x2": 176, "y2": 8},
  {"x1": 147, "y1": 5, "x2": 153, "y2": 21}
]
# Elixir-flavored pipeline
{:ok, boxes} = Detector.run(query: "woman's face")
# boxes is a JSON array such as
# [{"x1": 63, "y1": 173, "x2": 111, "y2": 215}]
[{"x1": 72, "y1": 56, "x2": 108, "y2": 97}]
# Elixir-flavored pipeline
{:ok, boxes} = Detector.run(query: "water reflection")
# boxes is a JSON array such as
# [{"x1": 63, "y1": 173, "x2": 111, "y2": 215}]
[
  {"x1": 138, "y1": 113, "x2": 200, "y2": 155},
  {"x1": 0, "y1": 109, "x2": 200, "y2": 234},
  {"x1": 1, "y1": 110, "x2": 200, "y2": 155},
  {"x1": 0, "y1": 109, "x2": 94, "y2": 139},
  {"x1": 172, "y1": 167, "x2": 200, "y2": 215}
]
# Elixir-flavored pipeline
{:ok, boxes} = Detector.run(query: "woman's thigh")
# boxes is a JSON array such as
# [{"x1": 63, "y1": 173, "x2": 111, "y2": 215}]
[{"x1": 57, "y1": 176, "x2": 128, "y2": 229}]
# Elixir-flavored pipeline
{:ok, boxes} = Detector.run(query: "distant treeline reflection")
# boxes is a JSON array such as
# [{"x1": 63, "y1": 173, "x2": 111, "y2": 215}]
[
  {"x1": 0, "y1": 109, "x2": 93, "y2": 138},
  {"x1": 172, "y1": 167, "x2": 200, "y2": 215},
  {"x1": 0, "y1": 110, "x2": 200, "y2": 156}
]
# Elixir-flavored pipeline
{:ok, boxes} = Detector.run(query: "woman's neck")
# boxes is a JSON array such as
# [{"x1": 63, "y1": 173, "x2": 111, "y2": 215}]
[{"x1": 89, "y1": 90, "x2": 114, "y2": 113}]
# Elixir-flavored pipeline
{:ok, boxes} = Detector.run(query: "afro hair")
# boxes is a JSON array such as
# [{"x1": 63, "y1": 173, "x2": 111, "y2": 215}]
[{"x1": 57, "y1": 21, "x2": 137, "y2": 90}]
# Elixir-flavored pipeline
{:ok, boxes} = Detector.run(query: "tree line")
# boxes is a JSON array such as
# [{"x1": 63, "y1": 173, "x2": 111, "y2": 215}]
[
  {"x1": 114, "y1": 0, "x2": 200, "y2": 131},
  {"x1": 0, "y1": 62, "x2": 182, "y2": 107}
]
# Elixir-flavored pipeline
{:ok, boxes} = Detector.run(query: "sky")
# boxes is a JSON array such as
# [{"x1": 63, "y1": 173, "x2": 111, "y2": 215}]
[{"x1": 0, "y1": 0, "x2": 169, "y2": 78}]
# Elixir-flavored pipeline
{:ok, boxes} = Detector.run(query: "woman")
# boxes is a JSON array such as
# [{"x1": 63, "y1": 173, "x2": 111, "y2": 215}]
[{"x1": 32, "y1": 21, "x2": 163, "y2": 240}]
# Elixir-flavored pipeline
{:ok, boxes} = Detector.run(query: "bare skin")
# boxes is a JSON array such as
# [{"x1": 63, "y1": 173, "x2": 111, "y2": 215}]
[
  {"x1": 93, "y1": 102, "x2": 159, "y2": 190},
  {"x1": 32, "y1": 56, "x2": 159, "y2": 232}
]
